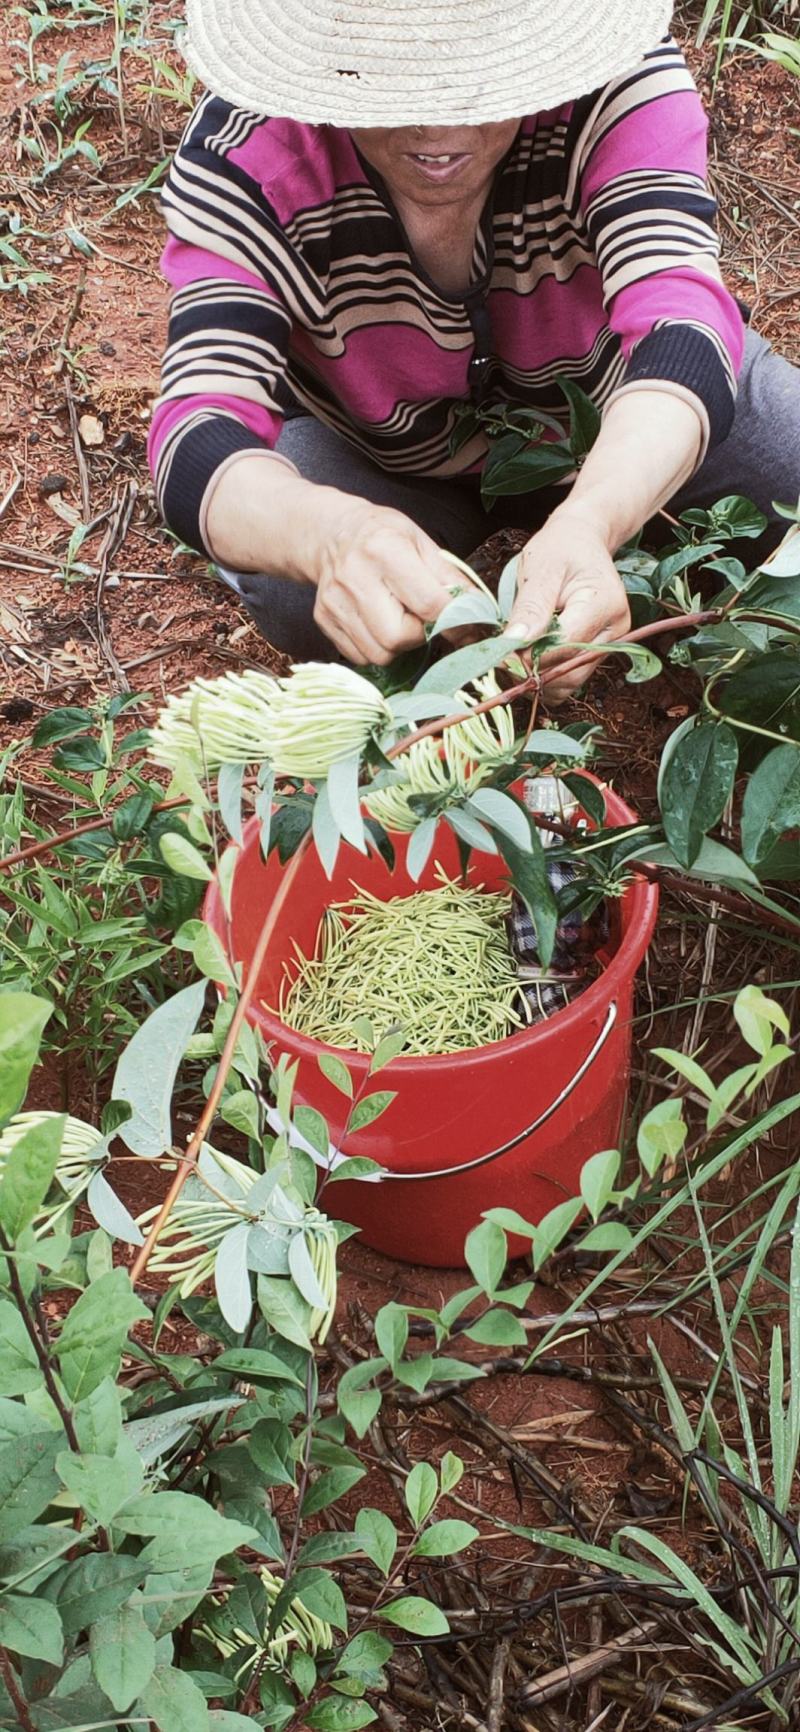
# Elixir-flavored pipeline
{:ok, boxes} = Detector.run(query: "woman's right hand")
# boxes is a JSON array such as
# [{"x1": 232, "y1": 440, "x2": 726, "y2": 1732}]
[
  {"x1": 206, "y1": 457, "x2": 470, "y2": 665},
  {"x1": 307, "y1": 492, "x2": 467, "y2": 665}
]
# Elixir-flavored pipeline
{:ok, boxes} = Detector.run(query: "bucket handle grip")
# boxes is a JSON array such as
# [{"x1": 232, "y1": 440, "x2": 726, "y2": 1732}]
[{"x1": 383, "y1": 999, "x2": 618, "y2": 1182}]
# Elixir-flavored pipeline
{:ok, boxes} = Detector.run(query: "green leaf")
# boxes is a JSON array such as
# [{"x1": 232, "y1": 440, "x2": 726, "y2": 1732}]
[
  {"x1": 0, "y1": 1431, "x2": 60, "y2": 1540},
  {"x1": 337, "y1": 1360, "x2": 385, "y2": 1437},
  {"x1": 87, "y1": 1170, "x2": 144, "y2": 1246},
  {"x1": 214, "y1": 1347, "x2": 302, "y2": 1386},
  {"x1": 301, "y1": 1465, "x2": 365, "y2": 1517},
  {"x1": 327, "y1": 751, "x2": 367, "y2": 853},
  {"x1": 532, "y1": 1197, "x2": 582, "y2": 1270},
  {"x1": 57, "y1": 1436, "x2": 142, "y2": 1524},
  {"x1": 348, "y1": 1090, "x2": 396, "y2": 1133},
  {"x1": 217, "y1": 761, "x2": 245, "y2": 844},
  {"x1": 0, "y1": 1113, "x2": 64, "y2": 1240},
  {"x1": 176, "y1": 921, "x2": 238, "y2": 992},
  {"x1": 112, "y1": 979, "x2": 207, "y2": 1157},
  {"x1": 406, "y1": 814, "x2": 437, "y2": 882},
  {"x1": 328, "y1": 1156, "x2": 384, "y2": 1183},
  {"x1": 558, "y1": 375, "x2": 601, "y2": 462},
  {"x1": 660, "y1": 721, "x2": 738, "y2": 869},
  {"x1": 55, "y1": 1268, "x2": 148, "y2": 1400},
  {"x1": 0, "y1": 1299, "x2": 41, "y2": 1396},
  {"x1": 139, "y1": 1663, "x2": 210, "y2": 1732},
  {"x1": 375, "y1": 1303, "x2": 408, "y2": 1371},
  {"x1": 90, "y1": 1603, "x2": 156, "y2": 1710},
  {"x1": 355, "y1": 1507, "x2": 397, "y2": 1576},
  {"x1": 50, "y1": 1553, "x2": 147, "y2": 1635},
  {"x1": 74, "y1": 1378, "x2": 123, "y2": 1456},
  {"x1": 579, "y1": 1222, "x2": 634, "y2": 1253},
  {"x1": 413, "y1": 1519, "x2": 478, "y2": 1557},
  {"x1": 291, "y1": 1567, "x2": 348, "y2": 1632},
  {"x1": 214, "y1": 1222, "x2": 253, "y2": 1334},
  {"x1": 0, "y1": 992, "x2": 52, "y2": 1126},
  {"x1": 32, "y1": 706, "x2": 93, "y2": 747},
  {"x1": 415, "y1": 633, "x2": 523, "y2": 696},
  {"x1": 307, "y1": 1701, "x2": 377, "y2": 1730},
  {"x1": 369, "y1": 1028, "x2": 407, "y2": 1073},
  {"x1": 579, "y1": 1149, "x2": 621, "y2": 1222},
  {"x1": 405, "y1": 1460, "x2": 437, "y2": 1526},
  {"x1": 159, "y1": 831, "x2": 213, "y2": 881},
  {"x1": 379, "y1": 1595, "x2": 449, "y2": 1636},
  {"x1": 637, "y1": 1098, "x2": 687, "y2": 1176},
  {"x1": 741, "y1": 744, "x2": 800, "y2": 866},
  {"x1": 439, "y1": 1450, "x2": 464, "y2": 1495},
  {"x1": 298, "y1": 1533, "x2": 364, "y2": 1568},
  {"x1": 494, "y1": 829, "x2": 557, "y2": 968},
  {"x1": 318, "y1": 1052, "x2": 354, "y2": 1097},
  {"x1": 294, "y1": 1104, "x2": 331, "y2": 1160},
  {"x1": 733, "y1": 984, "x2": 790, "y2": 1057},
  {"x1": 312, "y1": 781, "x2": 341, "y2": 879},
  {"x1": 0, "y1": 1591, "x2": 63, "y2": 1664},
  {"x1": 464, "y1": 1308, "x2": 527, "y2": 1346},
  {"x1": 112, "y1": 789, "x2": 155, "y2": 841},
  {"x1": 465, "y1": 1218, "x2": 507, "y2": 1296},
  {"x1": 257, "y1": 1275, "x2": 313, "y2": 1352},
  {"x1": 467, "y1": 787, "x2": 532, "y2": 852}
]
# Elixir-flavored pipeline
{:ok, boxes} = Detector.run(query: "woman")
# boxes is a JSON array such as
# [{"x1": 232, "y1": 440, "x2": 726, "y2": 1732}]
[{"x1": 149, "y1": 0, "x2": 800, "y2": 696}]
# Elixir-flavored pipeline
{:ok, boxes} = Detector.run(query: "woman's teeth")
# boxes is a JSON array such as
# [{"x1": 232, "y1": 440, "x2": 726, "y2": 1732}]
[{"x1": 415, "y1": 153, "x2": 458, "y2": 162}]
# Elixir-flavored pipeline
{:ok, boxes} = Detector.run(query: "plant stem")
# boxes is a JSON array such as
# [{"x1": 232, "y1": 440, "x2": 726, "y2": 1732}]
[
  {"x1": 0, "y1": 1645, "x2": 36, "y2": 1732},
  {"x1": 387, "y1": 611, "x2": 720, "y2": 761},
  {"x1": 129, "y1": 831, "x2": 312, "y2": 1284},
  {"x1": 0, "y1": 1224, "x2": 111, "y2": 1550},
  {"x1": 0, "y1": 795, "x2": 189, "y2": 875}
]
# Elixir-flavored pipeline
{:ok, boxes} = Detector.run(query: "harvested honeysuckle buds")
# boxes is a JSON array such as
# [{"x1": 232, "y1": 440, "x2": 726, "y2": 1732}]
[
  {"x1": 148, "y1": 661, "x2": 392, "y2": 780},
  {"x1": 148, "y1": 668, "x2": 279, "y2": 771}
]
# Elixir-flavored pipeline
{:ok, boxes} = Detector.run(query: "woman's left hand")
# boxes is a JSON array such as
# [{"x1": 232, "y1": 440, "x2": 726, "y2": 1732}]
[{"x1": 507, "y1": 509, "x2": 630, "y2": 703}]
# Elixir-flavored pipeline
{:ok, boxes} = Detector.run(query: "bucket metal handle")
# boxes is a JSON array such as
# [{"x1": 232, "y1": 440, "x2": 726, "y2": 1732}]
[
  {"x1": 260, "y1": 1000, "x2": 618, "y2": 1185},
  {"x1": 389, "y1": 999, "x2": 618, "y2": 1182}
]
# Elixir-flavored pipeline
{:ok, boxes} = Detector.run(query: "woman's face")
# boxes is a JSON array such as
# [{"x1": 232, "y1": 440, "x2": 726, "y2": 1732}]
[{"x1": 350, "y1": 120, "x2": 520, "y2": 208}]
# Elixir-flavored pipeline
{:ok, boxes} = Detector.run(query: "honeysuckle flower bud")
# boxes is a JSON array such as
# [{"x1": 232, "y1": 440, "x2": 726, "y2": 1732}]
[
  {"x1": 365, "y1": 673, "x2": 516, "y2": 832},
  {"x1": 0, "y1": 1112, "x2": 107, "y2": 1227},
  {"x1": 149, "y1": 662, "x2": 391, "y2": 782},
  {"x1": 201, "y1": 1567, "x2": 332, "y2": 1678},
  {"x1": 136, "y1": 1144, "x2": 338, "y2": 1342},
  {"x1": 148, "y1": 669, "x2": 279, "y2": 771},
  {"x1": 263, "y1": 663, "x2": 392, "y2": 778}
]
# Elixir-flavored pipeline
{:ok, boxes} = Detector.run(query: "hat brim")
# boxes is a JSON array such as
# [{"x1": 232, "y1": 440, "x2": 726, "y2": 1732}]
[{"x1": 183, "y1": 0, "x2": 674, "y2": 128}]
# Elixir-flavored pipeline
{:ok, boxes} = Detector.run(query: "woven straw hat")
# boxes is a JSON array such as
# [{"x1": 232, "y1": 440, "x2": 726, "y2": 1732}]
[{"x1": 183, "y1": 0, "x2": 674, "y2": 127}]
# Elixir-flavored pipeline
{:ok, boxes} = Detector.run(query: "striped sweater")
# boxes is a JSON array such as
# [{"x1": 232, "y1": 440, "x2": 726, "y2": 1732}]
[{"x1": 149, "y1": 36, "x2": 745, "y2": 555}]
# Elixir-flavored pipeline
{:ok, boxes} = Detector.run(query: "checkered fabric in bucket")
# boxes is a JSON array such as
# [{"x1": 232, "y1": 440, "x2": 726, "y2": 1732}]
[{"x1": 508, "y1": 777, "x2": 609, "y2": 1025}]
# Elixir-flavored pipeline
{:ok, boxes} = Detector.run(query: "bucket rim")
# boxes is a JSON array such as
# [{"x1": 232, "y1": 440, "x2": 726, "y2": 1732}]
[{"x1": 203, "y1": 775, "x2": 659, "y2": 1072}]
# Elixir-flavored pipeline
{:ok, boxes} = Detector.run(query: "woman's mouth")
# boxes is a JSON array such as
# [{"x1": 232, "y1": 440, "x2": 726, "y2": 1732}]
[{"x1": 406, "y1": 151, "x2": 471, "y2": 183}]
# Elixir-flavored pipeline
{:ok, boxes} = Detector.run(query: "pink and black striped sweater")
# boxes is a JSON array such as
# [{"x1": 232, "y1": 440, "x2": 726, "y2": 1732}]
[{"x1": 149, "y1": 35, "x2": 745, "y2": 555}]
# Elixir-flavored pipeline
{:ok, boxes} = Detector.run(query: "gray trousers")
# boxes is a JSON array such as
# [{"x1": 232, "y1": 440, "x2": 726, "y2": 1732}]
[{"x1": 218, "y1": 328, "x2": 800, "y2": 661}]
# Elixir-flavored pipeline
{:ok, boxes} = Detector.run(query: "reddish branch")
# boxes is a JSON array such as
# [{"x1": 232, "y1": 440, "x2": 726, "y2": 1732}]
[
  {"x1": 129, "y1": 835, "x2": 310, "y2": 1284},
  {"x1": 0, "y1": 795, "x2": 189, "y2": 874}
]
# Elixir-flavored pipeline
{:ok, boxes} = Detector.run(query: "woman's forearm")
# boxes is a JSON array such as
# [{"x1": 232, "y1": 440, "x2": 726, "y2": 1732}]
[
  {"x1": 204, "y1": 452, "x2": 340, "y2": 582},
  {"x1": 552, "y1": 387, "x2": 705, "y2": 551}
]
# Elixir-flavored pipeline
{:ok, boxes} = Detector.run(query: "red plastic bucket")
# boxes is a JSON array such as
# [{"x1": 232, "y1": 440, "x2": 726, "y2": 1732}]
[{"x1": 204, "y1": 779, "x2": 658, "y2": 1267}]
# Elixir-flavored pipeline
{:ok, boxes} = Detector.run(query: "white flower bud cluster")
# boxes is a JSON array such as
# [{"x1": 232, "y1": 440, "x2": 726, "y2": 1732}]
[
  {"x1": 365, "y1": 673, "x2": 515, "y2": 832},
  {"x1": 148, "y1": 663, "x2": 392, "y2": 780}
]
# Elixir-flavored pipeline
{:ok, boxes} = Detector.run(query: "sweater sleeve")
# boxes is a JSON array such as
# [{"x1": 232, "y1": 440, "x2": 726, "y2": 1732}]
[
  {"x1": 148, "y1": 96, "x2": 302, "y2": 554},
  {"x1": 577, "y1": 39, "x2": 745, "y2": 455}
]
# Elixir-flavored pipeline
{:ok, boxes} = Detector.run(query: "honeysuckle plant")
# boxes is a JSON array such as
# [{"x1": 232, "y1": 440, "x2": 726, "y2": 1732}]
[{"x1": 146, "y1": 492, "x2": 800, "y2": 979}]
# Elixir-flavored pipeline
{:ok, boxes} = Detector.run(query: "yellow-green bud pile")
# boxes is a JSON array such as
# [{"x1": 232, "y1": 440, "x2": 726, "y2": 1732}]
[{"x1": 277, "y1": 873, "x2": 529, "y2": 1056}]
